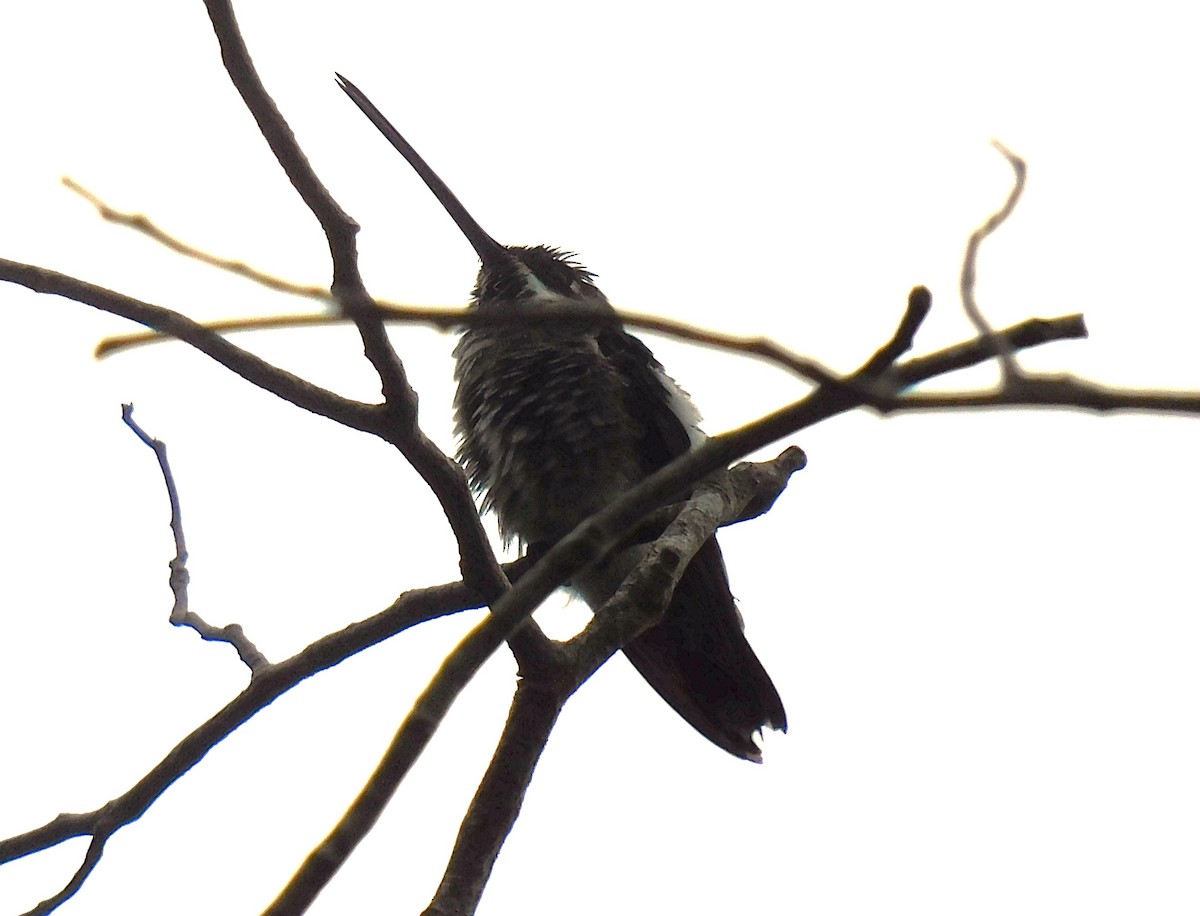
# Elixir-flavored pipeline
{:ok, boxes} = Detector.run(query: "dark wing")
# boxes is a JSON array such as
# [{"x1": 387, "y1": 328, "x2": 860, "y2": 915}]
[
  {"x1": 595, "y1": 328, "x2": 695, "y2": 472},
  {"x1": 593, "y1": 328, "x2": 787, "y2": 760}
]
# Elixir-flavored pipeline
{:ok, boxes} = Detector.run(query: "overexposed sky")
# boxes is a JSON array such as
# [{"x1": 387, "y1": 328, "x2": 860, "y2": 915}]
[{"x1": 2, "y1": 2, "x2": 1198, "y2": 914}]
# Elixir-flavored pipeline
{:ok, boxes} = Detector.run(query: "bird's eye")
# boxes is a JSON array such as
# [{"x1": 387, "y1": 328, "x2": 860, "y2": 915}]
[
  {"x1": 485, "y1": 271, "x2": 522, "y2": 298},
  {"x1": 540, "y1": 263, "x2": 576, "y2": 295}
]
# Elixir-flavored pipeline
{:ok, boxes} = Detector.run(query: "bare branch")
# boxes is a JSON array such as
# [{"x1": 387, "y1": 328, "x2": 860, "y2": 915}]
[
  {"x1": 277, "y1": 447, "x2": 806, "y2": 916},
  {"x1": 960, "y1": 141, "x2": 1027, "y2": 382},
  {"x1": 201, "y1": 0, "x2": 415, "y2": 408},
  {"x1": 0, "y1": 253, "x2": 513, "y2": 602},
  {"x1": 262, "y1": 282, "x2": 1075, "y2": 914},
  {"x1": 0, "y1": 257, "x2": 378, "y2": 431},
  {"x1": 71, "y1": 179, "x2": 844, "y2": 388},
  {"x1": 858, "y1": 286, "x2": 933, "y2": 377},
  {"x1": 16, "y1": 830, "x2": 106, "y2": 916},
  {"x1": 62, "y1": 177, "x2": 333, "y2": 302},
  {"x1": 624, "y1": 445, "x2": 809, "y2": 548},
  {"x1": 0, "y1": 272, "x2": 1139, "y2": 914},
  {"x1": 121, "y1": 404, "x2": 190, "y2": 610},
  {"x1": 67, "y1": 174, "x2": 1086, "y2": 418},
  {"x1": 0, "y1": 577, "x2": 500, "y2": 892},
  {"x1": 420, "y1": 679, "x2": 564, "y2": 916},
  {"x1": 879, "y1": 375, "x2": 1200, "y2": 415},
  {"x1": 423, "y1": 446, "x2": 807, "y2": 916},
  {"x1": 122, "y1": 404, "x2": 268, "y2": 671},
  {"x1": 96, "y1": 313, "x2": 347, "y2": 359},
  {"x1": 100, "y1": 300, "x2": 848, "y2": 388},
  {"x1": 6, "y1": 24, "x2": 1192, "y2": 907},
  {"x1": 198, "y1": 2, "x2": 356, "y2": 276},
  {"x1": 883, "y1": 314, "x2": 1087, "y2": 389},
  {"x1": 570, "y1": 453, "x2": 807, "y2": 684},
  {"x1": 199, "y1": 0, "x2": 524, "y2": 611}
]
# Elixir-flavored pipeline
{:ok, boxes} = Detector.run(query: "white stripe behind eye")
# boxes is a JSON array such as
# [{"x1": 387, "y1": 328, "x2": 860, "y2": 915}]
[{"x1": 516, "y1": 264, "x2": 558, "y2": 301}]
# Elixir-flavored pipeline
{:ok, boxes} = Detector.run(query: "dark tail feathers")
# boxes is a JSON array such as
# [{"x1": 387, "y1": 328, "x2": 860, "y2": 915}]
[{"x1": 619, "y1": 538, "x2": 786, "y2": 762}]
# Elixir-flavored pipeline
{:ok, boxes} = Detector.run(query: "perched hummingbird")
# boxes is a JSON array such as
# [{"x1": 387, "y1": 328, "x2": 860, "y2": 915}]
[{"x1": 337, "y1": 75, "x2": 786, "y2": 761}]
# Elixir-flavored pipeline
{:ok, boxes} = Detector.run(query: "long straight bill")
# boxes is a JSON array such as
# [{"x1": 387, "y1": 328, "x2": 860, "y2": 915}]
[{"x1": 335, "y1": 73, "x2": 509, "y2": 268}]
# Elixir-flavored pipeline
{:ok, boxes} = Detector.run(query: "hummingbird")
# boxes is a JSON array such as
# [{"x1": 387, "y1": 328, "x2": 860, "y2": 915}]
[{"x1": 336, "y1": 74, "x2": 786, "y2": 761}]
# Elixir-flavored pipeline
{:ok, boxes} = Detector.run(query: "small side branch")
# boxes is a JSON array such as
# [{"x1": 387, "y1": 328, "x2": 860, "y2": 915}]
[
  {"x1": 62, "y1": 178, "x2": 332, "y2": 302},
  {"x1": 17, "y1": 829, "x2": 107, "y2": 916},
  {"x1": 0, "y1": 576, "x2": 502, "y2": 911},
  {"x1": 883, "y1": 314, "x2": 1087, "y2": 389},
  {"x1": 858, "y1": 286, "x2": 933, "y2": 378},
  {"x1": 121, "y1": 404, "x2": 267, "y2": 672},
  {"x1": 881, "y1": 375, "x2": 1200, "y2": 414},
  {"x1": 70, "y1": 178, "x2": 842, "y2": 389},
  {"x1": 960, "y1": 141, "x2": 1027, "y2": 381},
  {"x1": 0, "y1": 257, "x2": 379, "y2": 433}
]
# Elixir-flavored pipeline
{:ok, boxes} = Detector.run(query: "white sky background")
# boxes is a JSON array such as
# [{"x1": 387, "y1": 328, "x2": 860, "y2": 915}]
[{"x1": 2, "y1": 2, "x2": 1198, "y2": 914}]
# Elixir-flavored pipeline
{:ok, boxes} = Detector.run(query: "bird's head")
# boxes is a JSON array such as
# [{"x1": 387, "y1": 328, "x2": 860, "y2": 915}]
[
  {"x1": 469, "y1": 245, "x2": 604, "y2": 311},
  {"x1": 336, "y1": 74, "x2": 607, "y2": 312}
]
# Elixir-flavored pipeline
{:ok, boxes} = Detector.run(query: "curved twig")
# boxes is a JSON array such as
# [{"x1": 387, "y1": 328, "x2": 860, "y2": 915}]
[
  {"x1": 62, "y1": 177, "x2": 334, "y2": 302},
  {"x1": 960, "y1": 141, "x2": 1027, "y2": 381},
  {"x1": 67, "y1": 181, "x2": 844, "y2": 389},
  {"x1": 122, "y1": 404, "x2": 269, "y2": 671},
  {"x1": 0, "y1": 577, "x2": 499, "y2": 904},
  {"x1": 0, "y1": 257, "x2": 377, "y2": 431}
]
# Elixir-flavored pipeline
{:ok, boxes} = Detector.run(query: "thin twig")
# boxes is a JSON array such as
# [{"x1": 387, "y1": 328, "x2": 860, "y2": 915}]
[
  {"x1": 858, "y1": 286, "x2": 933, "y2": 377},
  {"x1": 960, "y1": 141, "x2": 1027, "y2": 382},
  {"x1": 0, "y1": 576, "x2": 503, "y2": 894},
  {"x1": 121, "y1": 404, "x2": 190, "y2": 613},
  {"x1": 96, "y1": 314, "x2": 345, "y2": 357},
  {"x1": 98, "y1": 299, "x2": 847, "y2": 390},
  {"x1": 69, "y1": 180, "x2": 842, "y2": 388},
  {"x1": 62, "y1": 177, "x2": 332, "y2": 301},
  {"x1": 878, "y1": 375, "x2": 1200, "y2": 415},
  {"x1": 20, "y1": 832, "x2": 107, "y2": 916},
  {"x1": 0, "y1": 258, "x2": 378, "y2": 431},
  {"x1": 883, "y1": 314, "x2": 1087, "y2": 389},
  {"x1": 121, "y1": 404, "x2": 268, "y2": 671}
]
